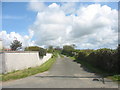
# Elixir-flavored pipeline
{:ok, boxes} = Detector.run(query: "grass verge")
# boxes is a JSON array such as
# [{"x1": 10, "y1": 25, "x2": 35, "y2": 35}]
[
  {"x1": 0, "y1": 75, "x2": 2, "y2": 81},
  {"x1": 59, "y1": 54, "x2": 64, "y2": 58},
  {"x1": 68, "y1": 56, "x2": 75, "y2": 60},
  {"x1": 107, "y1": 75, "x2": 120, "y2": 82},
  {"x1": 1, "y1": 53, "x2": 57, "y2": 82}
]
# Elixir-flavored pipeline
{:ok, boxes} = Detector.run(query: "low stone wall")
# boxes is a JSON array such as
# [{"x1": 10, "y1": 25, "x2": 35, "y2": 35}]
[{"x1": 0, "y1": 52, "x2": 52, "y2": 73}]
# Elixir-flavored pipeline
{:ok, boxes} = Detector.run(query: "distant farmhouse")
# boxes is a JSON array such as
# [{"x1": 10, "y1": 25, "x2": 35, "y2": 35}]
[{"x1": 0, "y1": 39, "x2": 3, "y2": 51}]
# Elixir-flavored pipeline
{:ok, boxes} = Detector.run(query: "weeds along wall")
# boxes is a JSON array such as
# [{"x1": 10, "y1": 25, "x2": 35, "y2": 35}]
[{"x1": 1, "y1": 51, "x2": 52, "y2": 73}]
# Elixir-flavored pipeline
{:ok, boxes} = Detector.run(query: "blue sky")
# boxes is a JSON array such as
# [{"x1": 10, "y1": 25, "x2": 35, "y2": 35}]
[
  {"x1": 0, "y1": 2, "x2": 118, "y2": 49},
  {"x1": 2, "y1": 2, "x2": 37, "y2": 35},
  {"x1": 2, "y1": 2, "x2": 118, "y2": 35}
]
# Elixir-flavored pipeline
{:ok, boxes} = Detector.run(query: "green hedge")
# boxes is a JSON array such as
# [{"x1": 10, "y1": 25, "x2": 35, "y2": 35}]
[
  {"x1": 75, "y1": 48, "x2": 119, "y2": 74},
  {"x1": 25, "y1": 46, "x2": 40, "y2": 51},
  {"x1": 25, "y1": 46, "x2": 47, "y2": 58},
  {"x1": 61, "y1": 45, "x2": 75, "y2": 56}
]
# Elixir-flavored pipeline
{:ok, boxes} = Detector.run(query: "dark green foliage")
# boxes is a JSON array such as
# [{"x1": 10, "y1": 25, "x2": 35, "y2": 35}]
[
  {"x1": 24, "y1": 46, "x2": 46, "y2": 58},
  {"x1": 62, "y1": 45, "x2": 119, "y2": 74},
  {"x1": 54, "y1": 46, "x2": 62, "y2": 54},
  {"x1": 47, "y1": 49, "x2": 54, "y2": 53},
  {"x1": 25, "y1": 46, "x2": 40, "y2": 51},
  {"x1": 112, "y1": 75, "x2": 120, "y2": 81},
  {"x1": 62, "y1": 45, "x2": 119, "y2": 78},
  {"x1": 48, "y1": 45, "x2": 53, "y2": 50},
  {"x1": 76, "y1": 49, "x2": 94, "y2": 60},
  {"x1": 75, "y1": 48, "x2": 119, "y2": 74},
  {"x1": 10, "y1": 40, "x2": 22, "y2": 51},
  {"x1": 47, "y1": 45, "x2": 54, "y2": 53},
  {"x1": 76, "y1": 51, "x2": 87, "y2": 60},
  {"x1": 39, "y1": 48, "x2": 46, "y2": 58},
  {"x1": 117, "y1": 44, "x2": 120, "y2": 73},
  {"x1": 62, "y1": 45, "x2": 75, "y2": 56}
]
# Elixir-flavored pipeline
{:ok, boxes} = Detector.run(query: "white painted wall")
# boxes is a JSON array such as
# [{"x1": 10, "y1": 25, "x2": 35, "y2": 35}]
[
  {"x1": 0, "y1": 40, "x2": 2, "y2": 51},
  {"x1": 1, "y1": 52, "x2": 52, "y2": 73},
  {"x1": 0, "y1": 53, "x2": 2, "y2": 74}
]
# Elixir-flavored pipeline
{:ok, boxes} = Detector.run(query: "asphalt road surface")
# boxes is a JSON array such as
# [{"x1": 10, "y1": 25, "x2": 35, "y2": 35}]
[{"x1": 2, "y1": 56, "x2": 118, "y2": 88}]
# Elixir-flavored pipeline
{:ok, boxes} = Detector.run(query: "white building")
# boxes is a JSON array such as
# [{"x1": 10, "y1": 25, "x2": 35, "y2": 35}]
[{"x1": 0, "y1": 39, "x2": 3, "y2": 51}]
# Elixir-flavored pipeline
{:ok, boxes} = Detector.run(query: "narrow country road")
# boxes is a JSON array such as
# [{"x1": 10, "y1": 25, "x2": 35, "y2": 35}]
[{"x1": 2, "y1": 56, "x2": 118, "y2": 88}]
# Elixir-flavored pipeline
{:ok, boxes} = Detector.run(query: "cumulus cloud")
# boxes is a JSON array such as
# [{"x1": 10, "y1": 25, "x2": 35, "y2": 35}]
[
  {"x1": 0, "y1": 30, "x2": 35, "y2": 48},
  {"x1": 2, "y1": 2, "x2": 117, "y2": 49},
  {"x1": 28, "y1": 2, "x2": 118, "y2": 49}
]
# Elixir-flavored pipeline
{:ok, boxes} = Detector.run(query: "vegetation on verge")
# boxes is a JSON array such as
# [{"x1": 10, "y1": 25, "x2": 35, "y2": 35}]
[
  {"x1": 61, "y1": 45, "x2": 75, "y2": 57},
  {"x1": 61, "y1": 44, "x2": 120, "y2": 81},
  {"x1": 75, "y1": 48, "x2": 118, "y2": 74},
  {"x1": 59, "y1": 54, "x2": 64, "y2": 58},
  {"x1": 68, "y1": 56, "x2": 75, "y2": 60},
  {"x1": 0, "y1": 75, "x2": 2, "y2": 81},
  {"x1": 108, "y1": 75, "x2": 120, "y2": 81},
  {"x1": 1, "y1": 53, "x2": 57, "y2": 81},
  {"x1": 25, "y1": 46, "x2": 40, "y2": 51}
]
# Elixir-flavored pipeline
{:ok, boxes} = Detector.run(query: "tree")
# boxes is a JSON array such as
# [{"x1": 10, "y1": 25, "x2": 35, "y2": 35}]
[
  {"x1": 47, "y1": 45, "x2": 54, "y2": 53},
  {"x1": 25, "y1": 46, "x2": 40, "y2": 51},
  {"x1": 71, "y1": 44, "x2": 76, "y2": 48},
  {"x1": 62, "y1": 45, "x2": 74, "y2": 56},
  {"x1": 10, "y1": 40, "x2": 22, "y2": 51},
  {"x1": 24, "y1": 46, "x2": 46, "y2": 58},
  {"x1": 117, "y1": 44, "x2": 120, "y2": 73},
  {"x1": 48, "y1": 45, "x2": 53, "y2": 50},
  {"x1": 39, "y1": 48, "x2": 46, "y2": 58},
  {"x1": 55, "y1": 46, "x2": 61, "y2": 50}
]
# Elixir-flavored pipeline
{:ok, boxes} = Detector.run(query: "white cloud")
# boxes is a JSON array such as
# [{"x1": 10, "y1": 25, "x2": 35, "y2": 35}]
[
  {"x1": 0, "y1": 30, "x2": 35, "y2": 48},
  {"x1": 1, "y1": 3, "x2": 116, "y2": 49},
  {"x1": 48, "y1": 3, "x2": 60, "y2": 9},
  {"x1": 28, "y1": 2, "x2": 118, "y2": 49},
  {"x1": 61, "y1": 2, "x2": 77, "y2": 14}
]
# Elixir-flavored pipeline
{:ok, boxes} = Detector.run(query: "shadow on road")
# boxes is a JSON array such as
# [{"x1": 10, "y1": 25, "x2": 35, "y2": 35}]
[
  {"x1": 35, "y1": 75, "x2": 115, "y2": 83},
  {"x1": 72, "y1": 59, "x2": 97, "y2": 73},
  {"x1": 35, "y1": 75, "x2": 101, "y2": 79},
  {"x1": 72, "y1": 59, "x2": 113, "y2": 77},
  {"x1": 70, "y1": 58, "x2": 119, "y2": 85}
]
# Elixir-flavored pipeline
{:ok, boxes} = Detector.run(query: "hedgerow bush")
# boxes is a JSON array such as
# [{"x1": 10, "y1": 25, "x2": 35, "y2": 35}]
[
  {"x1": 39, "y1": 48, "x2": 46, "y2": 58},
  {"x1": 62, "y1": 45, "x2": 75, "y2": 56},
  {"x1": 75, "y1": 48, "x2": 119, "y2": 74},
  {"x1": 88, "y1": 49, "x2": 118, "y2": 73},
  {"x1": 25, "y1": 46, "x2": 40, "y2": 51},
  {"x1": 25, "y1": 46, "x2": 47, "y2": 58},
  {"x1": 76, "y1": 49, "x2": 94, "y2": 60}
]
